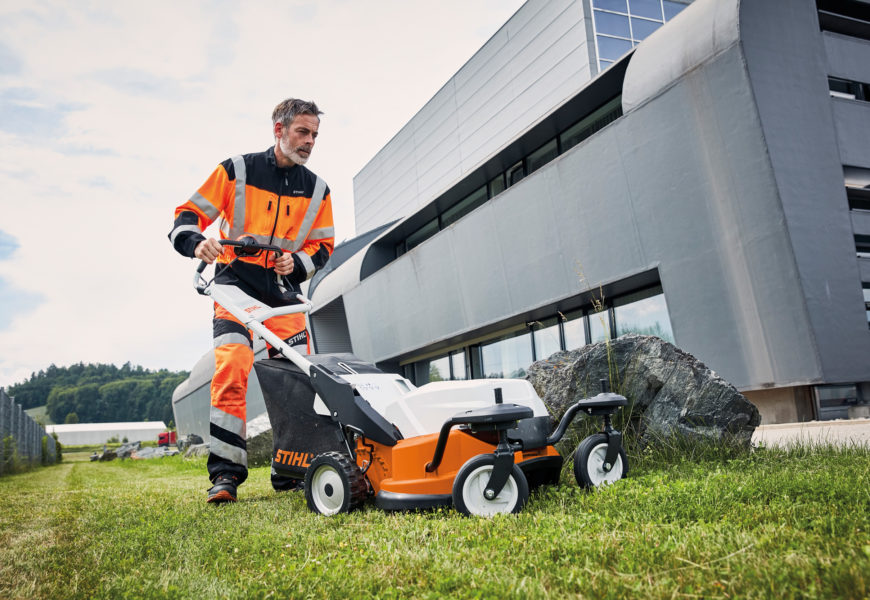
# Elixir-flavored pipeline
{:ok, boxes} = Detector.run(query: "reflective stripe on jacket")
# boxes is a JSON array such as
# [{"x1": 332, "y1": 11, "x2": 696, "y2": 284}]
[{"x1": 169, "y1": 146, "x2": 335, "y2": 285}]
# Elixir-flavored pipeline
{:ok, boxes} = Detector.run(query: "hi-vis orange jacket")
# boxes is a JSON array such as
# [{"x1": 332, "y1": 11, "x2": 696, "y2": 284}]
[{"x1": 169, "y1": 147, "x2": 335, "y2": 303}]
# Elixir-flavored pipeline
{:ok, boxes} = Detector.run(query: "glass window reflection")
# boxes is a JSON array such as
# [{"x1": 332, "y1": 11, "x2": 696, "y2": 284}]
[
  {"x1": 451, "y1": 351, "x2": 467, "y2": 380},
  {"x1": 628, "y1": 0, "x2": 663, "y2": 20},
  {"x1": 527, "y1": 139, "x2": 559, "y2": 174},
  {"x1": 480, "y1": 332, "x2": 533, "y2": 379},
  {"x1": 614, "y1": 292, "x2": 674, "y2": 343},
  {"x1": 594, "y1": 10, "x2": 631, "y2": 38},
  {"x1": 594, "y1": 0, "x2": 628, "y2": 13},
  {"x1": 589, "y1": 310, "x2": 611, "y2": 343},
  {"x1": 533, "y1": 319, "x2": 562, "y2": 361},
  {"x1": 597, "y1": 36, "x2": 633, "y2": 61},
  {"x1": 630, "y1": 17, "x2": 662, "y2": 39},
  {"x1": 442, "y1": 185, "x2": 487, "y2": 227},
  {"x1": 563, "y1": 312, "x2": 588, "y2": 350},
  {"x1": 428, "y1": 355, "x2": 450, "y2": 382}
]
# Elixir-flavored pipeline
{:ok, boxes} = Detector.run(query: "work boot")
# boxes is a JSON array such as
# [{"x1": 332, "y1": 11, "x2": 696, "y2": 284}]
[{"x1": 207, "y1": 474, "x2": 239, "y2": 504}]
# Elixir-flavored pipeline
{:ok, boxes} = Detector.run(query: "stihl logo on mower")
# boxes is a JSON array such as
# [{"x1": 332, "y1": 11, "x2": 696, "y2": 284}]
[
  {"x1": 244, "y1": 305, "x2": 264, "y2": 313},
  {"x1": 274, "y1": 449, "x2": 312, "y2": 468}
]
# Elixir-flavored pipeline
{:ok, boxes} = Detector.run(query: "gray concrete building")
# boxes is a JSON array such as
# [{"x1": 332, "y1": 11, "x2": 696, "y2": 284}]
[{"x1": 173, "y1": 0, "x2": 870, "y2": 439}]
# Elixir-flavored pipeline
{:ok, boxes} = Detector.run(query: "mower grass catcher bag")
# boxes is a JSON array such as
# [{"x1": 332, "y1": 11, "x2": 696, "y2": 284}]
[{"x1": 253, "y1": 358, "x2": 346, "y2": 490}]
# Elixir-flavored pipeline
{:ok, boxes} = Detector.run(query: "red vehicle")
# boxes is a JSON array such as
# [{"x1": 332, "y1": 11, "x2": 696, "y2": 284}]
[{"x1": 158, "y1": 431, "x2": 177, "y2": 447}]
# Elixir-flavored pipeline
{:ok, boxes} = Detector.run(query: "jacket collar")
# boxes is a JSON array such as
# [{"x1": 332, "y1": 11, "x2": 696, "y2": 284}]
[{"x1": 266, "y1": 145, "x2": 301, "y2": 172}]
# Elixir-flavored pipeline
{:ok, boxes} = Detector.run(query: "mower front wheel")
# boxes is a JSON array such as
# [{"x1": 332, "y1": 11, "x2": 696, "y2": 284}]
[
  {"x1": 573, "y1": 433, "x2": 628, "y2": 488},
  {"x1": 304, "y1": 452, "x2": 367, "y2": 515},
  {"x1": 453, "y1": 454, "x2": 529, "y2": 517}
]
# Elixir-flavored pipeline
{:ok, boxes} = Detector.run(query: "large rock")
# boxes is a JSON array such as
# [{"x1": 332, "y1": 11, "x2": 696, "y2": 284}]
[{"x1": 526, "y1": 334, "x2": 760, "y2": 447}]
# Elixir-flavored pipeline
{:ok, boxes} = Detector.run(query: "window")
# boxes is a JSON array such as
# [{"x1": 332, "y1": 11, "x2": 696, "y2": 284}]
[
  {"x1": 863, "y1": 284, "x2": 870, "y2": 328},
  {"x1": 631, "y1": 17, "x2": 662, "y2": 39},
  {"x1": 489, "y1": 173, "x2": 506, "y2": 198},
  {"x1": 527, "y1": 139, "x2": 559, "y2": 175},
  {"x1": 818, "y1": 0, "x2": 870, "y2": 40},
  {"x1": 589, "y1": 309, "x2": 611, "y2": 343},
  {"x1": 532, "y1": 317, "x2": 562, "y2": 361},
  {"x1": 848, "y1": 188, "x2": 870, "y2": 212},
  {"x1": 451, "y1": 350, "x2": 468, "y2": 380},
  {"x1": 595, "y1": 0, "x2": 628, "y2": 13},
  {"x1": 442, "y1": 185, "x2": 488, "y2": 227},
  {"x1": 629, "y1": 0, "x2": 664, "y2": 20},
  {"x1": 829, "y1": 76, "x2": 870, "y2": 101},
  {"x1": 856, "y1": 234, "x2": 870, "y2": 255},
  {"x1": 405, "y1": 218, "x2": 439, "y2": 251},
  {"x1": 420, "y1": 350, "x2": 468, "y2": 383},
  {"x1": 563, "y1": 310, "x2": 588, "y2": 350},
  {"x1": 614, "y1": 289, "x2": 674, "y2": 342},
  {"x1": 814, "y1": 384, "x2": 859, "y2": 421},
  {"x1": 597, "y1": 36, "x2": 633, "y2": 61},
  {"x1": 561, "y1": 96, "x2": 623, "y2": 153},
  {"x1": 508, "y1": 161, "x2": 526, "y2": 186},
  {"x1": 428, "y1": 355, "x2": 450, "y2": 382},
  {"x1": 593, "y1": 0, "x2": 687, "y2": 71},
  {"x1": 479, "y1": 331, "x2": 533, "y2": 379},
  {"x1": 595, "y1": 10, "x2": 631, "y2": 37}
]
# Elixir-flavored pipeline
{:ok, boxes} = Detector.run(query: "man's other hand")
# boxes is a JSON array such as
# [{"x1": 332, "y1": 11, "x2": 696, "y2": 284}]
[
  {"x1": 194, "y1": 238, "x2": 223, "y2": 264},
  {"x1": 273, "y1": 252, "x2": 295, "y2": 276}
]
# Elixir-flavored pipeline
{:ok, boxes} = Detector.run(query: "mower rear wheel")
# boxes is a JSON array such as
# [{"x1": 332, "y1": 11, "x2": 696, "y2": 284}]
[
  {"x1": 304, "y1": 452, "x2": 367, "y2": 515},
  {"x1": 573, "y1": 433, "x2": 628, "y2": 488},
  {"x1": 453, "y1": 454, "x2": 529, "y2": 517}
]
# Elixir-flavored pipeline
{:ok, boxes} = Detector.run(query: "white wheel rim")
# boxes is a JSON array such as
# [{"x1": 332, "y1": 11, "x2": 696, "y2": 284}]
[
  {"x1": 586, "y1": 443, "x2": 623, "y2": 486},
  {"x1": 311, "y1": 465, "x2": 345, "y2": 515},
  {"x1": 461, "y1": 465, "x2": 518, "y2": 516}
]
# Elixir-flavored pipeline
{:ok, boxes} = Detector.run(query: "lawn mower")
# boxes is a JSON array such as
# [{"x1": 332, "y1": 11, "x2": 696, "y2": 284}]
[{"x1": 194, "y1": 239, "x2": 629, "y2": 517}]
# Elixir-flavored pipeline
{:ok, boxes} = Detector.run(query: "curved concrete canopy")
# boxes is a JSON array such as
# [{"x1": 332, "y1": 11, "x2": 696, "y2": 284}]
[{"x1": 623, "y1": 0, "x2": 740, "y2": 113}]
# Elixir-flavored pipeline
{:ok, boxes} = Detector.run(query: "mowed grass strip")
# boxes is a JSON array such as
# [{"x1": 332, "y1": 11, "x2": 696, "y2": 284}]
[{"x1": 1, "y1": 444, "x2": 868, "y2": 600}]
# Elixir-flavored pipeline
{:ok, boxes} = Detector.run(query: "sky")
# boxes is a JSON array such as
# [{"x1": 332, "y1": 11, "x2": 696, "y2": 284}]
[{"x1": 0, "y1": 0, "x2": 527, "y2": 388}]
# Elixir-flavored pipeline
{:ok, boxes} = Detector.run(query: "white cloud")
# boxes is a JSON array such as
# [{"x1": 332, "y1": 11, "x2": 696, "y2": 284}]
[{"x1": 0, "y1": 0, "x2": 525, "y2": 387}]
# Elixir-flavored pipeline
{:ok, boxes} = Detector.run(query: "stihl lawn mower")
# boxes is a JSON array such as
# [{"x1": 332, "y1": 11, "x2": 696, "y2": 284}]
[{"x1": 195, "y1": 239, "x2": 629, "y2": 517}]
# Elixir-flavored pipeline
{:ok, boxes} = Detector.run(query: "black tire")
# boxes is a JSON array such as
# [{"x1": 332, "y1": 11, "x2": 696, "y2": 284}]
[
  {"x1": 304, "y1": 451, "x2": 367, "y2": 515},
  {"x1": 452, "y1": 454, "x2": 530, "y2": 516},
  {"x1": 573, "y1": 433, "x2": 628, "y2": 488}
]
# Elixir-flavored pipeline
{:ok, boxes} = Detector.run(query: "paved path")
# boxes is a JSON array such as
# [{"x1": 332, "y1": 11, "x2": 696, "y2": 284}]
[{"x1": 752, "y1": 418, "x2": 870, "y2": 447}]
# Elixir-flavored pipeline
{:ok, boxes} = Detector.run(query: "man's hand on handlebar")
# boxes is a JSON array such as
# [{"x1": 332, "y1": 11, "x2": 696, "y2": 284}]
[
  {"x1": 194, "y1": 238, "x2": 223, "y2": 264},
  {"x1": 273, "y1": 252, "x2": 295, "y2": 276}
]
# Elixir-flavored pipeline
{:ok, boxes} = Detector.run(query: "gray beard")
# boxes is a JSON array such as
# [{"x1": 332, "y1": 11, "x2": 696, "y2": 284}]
[{"x1": 280, "y1": 138, "x2": 308, "y2": 165}]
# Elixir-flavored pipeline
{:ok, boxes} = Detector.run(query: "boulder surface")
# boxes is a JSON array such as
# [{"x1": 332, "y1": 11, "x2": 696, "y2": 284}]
[{"x1": 526, "y1": 334, "x2": 760, "y2": 446}]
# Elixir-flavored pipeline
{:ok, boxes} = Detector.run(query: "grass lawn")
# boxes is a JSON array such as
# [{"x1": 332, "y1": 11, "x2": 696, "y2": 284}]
[{"x1": 1, "y1": 443, "x2": 867, "y2": 599}]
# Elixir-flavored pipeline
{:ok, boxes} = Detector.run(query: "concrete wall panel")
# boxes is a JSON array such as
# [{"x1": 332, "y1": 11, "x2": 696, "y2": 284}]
[
  {"x1": 823, "y1": 31, "x2": 870, "y2": 84},
  {"x1": 832, "y1": 99, "x2": 870, "y2": 169}
]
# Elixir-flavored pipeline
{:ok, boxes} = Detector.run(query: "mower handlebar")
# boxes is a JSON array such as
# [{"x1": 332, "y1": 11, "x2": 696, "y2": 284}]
[{"x1": 194, "y1": 238, "x2": 288, "y2": 294}]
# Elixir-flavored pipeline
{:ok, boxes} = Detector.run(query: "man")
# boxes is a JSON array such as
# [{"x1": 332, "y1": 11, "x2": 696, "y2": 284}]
[{"x1": 168, "y1": 98, "x2": 335, "y2": 503}]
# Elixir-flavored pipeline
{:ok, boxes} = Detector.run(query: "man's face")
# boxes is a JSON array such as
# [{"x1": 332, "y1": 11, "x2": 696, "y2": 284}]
[{"x1": 277, "y1": 113, "x2": 319, "y2": 165}]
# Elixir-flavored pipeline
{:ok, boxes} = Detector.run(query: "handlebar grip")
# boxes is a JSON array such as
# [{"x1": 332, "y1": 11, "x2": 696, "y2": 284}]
[{"x1": 196, "y1": 260, "x2": 208, "y2": 273}]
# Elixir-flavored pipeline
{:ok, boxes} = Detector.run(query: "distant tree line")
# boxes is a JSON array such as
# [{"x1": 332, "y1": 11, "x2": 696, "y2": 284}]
[{"x1": 6, "y1": 363, "x2": 188, "y2": 425}]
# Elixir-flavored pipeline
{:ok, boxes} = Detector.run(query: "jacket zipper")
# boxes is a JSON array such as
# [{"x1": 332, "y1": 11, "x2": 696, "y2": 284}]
[{"x1": 269, "y1": 173, "x2": 287, "y2": 245}]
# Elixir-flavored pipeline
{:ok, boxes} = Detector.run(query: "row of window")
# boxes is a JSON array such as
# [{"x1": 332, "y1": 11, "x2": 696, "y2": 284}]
[
  {"x1": 864, "y1": 284, "x2": 870, "y2": 328},
  {"x1": 829, "y1": 76, "x2": 870, "y2": 102},
  {"x1": 412, "y1": 287, "x2": 673, "y2": 384},
  {"x1": 395, "y1": 96, "x2": 623, "y2": 257},
  {"x1": 592, "y1": 0, "x2": 689, "y2": 71},
  {"x1": 818, "y1": 0, "x2": 870, "y2": 42}
]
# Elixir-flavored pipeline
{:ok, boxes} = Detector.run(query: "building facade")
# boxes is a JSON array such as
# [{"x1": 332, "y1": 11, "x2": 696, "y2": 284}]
[
  {"x1": 308, "y1": 0, "x2": 870, "y2": 425},
  {"x1": 173, "y1": 0, "x2": 870, "y2": 438}
]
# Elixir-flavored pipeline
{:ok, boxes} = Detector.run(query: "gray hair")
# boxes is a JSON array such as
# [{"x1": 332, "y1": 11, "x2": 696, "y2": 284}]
[{"x1": 272, "y1": 98, "x2": 323, "y2": 128}]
